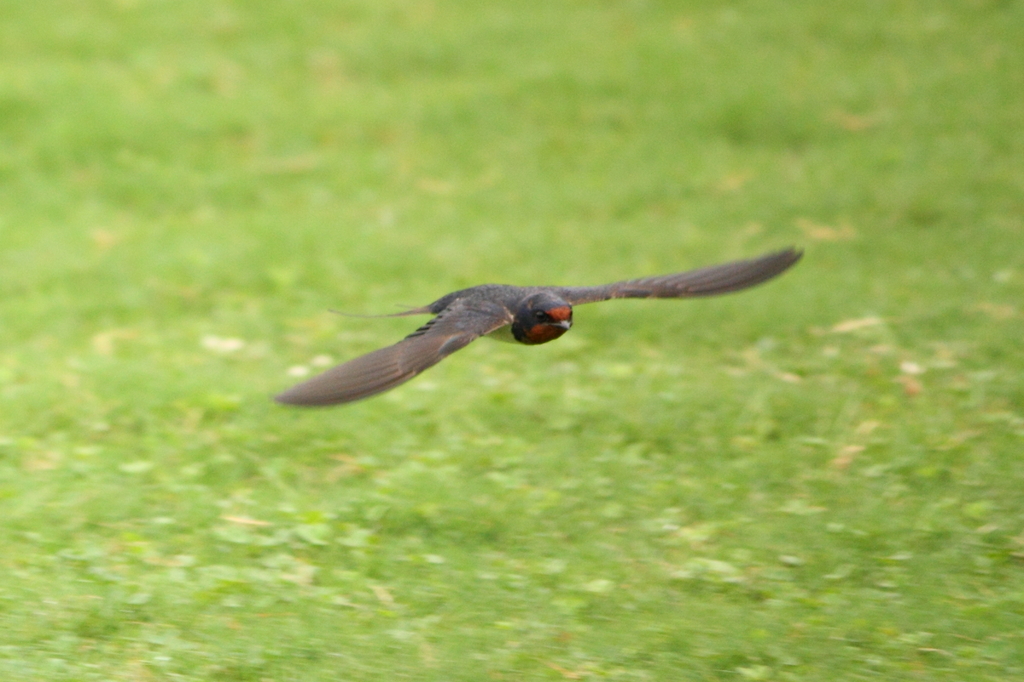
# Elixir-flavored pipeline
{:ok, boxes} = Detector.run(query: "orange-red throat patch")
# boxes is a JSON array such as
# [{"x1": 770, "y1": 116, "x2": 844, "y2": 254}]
[{"x1": 524, "y1": 323, "x2": 569, "y2": 344}]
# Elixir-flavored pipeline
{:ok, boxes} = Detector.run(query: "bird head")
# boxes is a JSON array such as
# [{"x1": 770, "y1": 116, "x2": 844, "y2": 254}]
[{"x1": 511, "y1": 292, "x2": 573, "y2": 345}]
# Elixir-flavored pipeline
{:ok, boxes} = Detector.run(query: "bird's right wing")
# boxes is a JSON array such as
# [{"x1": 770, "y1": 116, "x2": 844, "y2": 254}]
[
  {"x1": 554, "y1": 248, "x2": 802, "y2": 305},
  {"x1": 275, "y1": 300, "x2": 511, "y2": 407}
]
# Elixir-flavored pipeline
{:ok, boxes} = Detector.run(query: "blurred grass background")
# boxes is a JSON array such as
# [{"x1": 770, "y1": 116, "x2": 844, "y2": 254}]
[{"x1": 2, "y1": 0, "x2": 1023, "y2": 679}]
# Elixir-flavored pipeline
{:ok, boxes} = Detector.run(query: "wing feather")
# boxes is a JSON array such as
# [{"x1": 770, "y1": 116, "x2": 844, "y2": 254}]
[
  {"x1": 275, "y1": 302, "x2": 510, "y2": 406},
  {"x1": 555, "y1": 248, "x2": 802, "y2": 305}
]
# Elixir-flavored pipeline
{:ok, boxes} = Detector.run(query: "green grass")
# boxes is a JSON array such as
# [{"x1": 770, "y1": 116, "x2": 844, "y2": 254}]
[{"x1": 2, "y1": 0, "x2": 1024, "y2": 679}]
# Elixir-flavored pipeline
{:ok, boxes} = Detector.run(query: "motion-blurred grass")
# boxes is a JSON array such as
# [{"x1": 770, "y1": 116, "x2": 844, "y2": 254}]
[{"x1": 2, "y1": 1, "x2": 1023, "y2": 680}]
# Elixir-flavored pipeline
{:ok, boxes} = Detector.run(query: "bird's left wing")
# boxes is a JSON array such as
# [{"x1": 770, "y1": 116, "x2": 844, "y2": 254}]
[
  {"x1": 275, "y1": 300, "x2": 511, "y2": 407},
  {"x1": 553, "y1": 248, "x2": 802, "y2": 305}
]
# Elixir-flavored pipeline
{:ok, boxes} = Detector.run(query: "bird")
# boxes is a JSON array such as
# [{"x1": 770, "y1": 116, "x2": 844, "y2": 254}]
[{"x1": 275, "y1": 247, "x2": 802, "y2": 407}]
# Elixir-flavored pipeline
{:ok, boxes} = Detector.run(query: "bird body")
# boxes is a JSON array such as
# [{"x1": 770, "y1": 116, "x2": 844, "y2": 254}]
[{"x1": 275, "y1": 248, "x2": 802, "y2": 407}]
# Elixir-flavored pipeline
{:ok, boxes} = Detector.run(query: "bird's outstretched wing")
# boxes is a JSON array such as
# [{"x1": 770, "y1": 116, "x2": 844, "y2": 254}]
[
  {"x1": 553, "y1": 248, "x2": 802, "y2": 305},
  {"x1": 275, "y1": 300, "x2": 511, "y2": 406}
]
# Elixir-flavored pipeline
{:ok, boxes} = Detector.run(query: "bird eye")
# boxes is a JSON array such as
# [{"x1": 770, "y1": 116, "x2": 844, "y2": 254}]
[{"x1": 534, "y1": 310, "x2": 548, "y2": 321}]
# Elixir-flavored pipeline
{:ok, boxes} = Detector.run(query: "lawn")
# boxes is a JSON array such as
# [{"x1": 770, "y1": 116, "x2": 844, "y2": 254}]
[{"x1": 1, "y1": 0, "x2": 1023, "y2": 679}]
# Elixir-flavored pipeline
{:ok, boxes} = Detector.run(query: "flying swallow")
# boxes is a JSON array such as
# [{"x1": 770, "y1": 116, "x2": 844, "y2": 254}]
[{"x1": 275, "y1": 247, "x2": 802, "y2": 406}]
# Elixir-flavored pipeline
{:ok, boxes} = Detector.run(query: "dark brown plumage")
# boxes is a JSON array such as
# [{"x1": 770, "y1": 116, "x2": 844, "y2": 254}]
[{"x1": 275, "y1": 247, "x2": 802, "y2": 407}]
